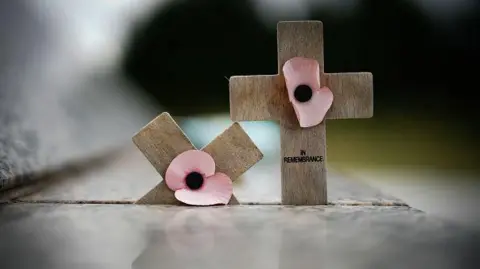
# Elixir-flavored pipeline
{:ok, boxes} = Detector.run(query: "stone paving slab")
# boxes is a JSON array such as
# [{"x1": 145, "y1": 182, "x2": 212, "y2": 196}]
[
  {"x1": 0, "y1": 204, "x2": 478, "y2": 269},
  {"x1": 13, "y1": 145, "x2": 406, "y2": 206}
]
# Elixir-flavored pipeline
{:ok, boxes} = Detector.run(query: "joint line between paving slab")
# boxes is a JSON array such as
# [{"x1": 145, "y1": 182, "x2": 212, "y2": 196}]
[{"x1": 1, "y1": 200, "x2": 410, "y2": 207}]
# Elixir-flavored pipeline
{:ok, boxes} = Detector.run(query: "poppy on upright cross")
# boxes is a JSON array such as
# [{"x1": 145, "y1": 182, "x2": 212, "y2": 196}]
[
  {"x1": 229, "y1": 21, "x2": 374, "y2": 205},
  {"x1": 132, "y1": 112, "x2": 263, "y2": 206}
]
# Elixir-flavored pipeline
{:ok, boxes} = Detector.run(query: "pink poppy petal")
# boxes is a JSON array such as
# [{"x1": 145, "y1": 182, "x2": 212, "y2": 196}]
[
  {"x1": 165, "y1": 150, "x2": 216, "y2": 191},
  {"x1": 283, "y1": 57, "x2": 320, "y2": 98},
  {"x1": 294, "y1": 87, "x2": 334, "y2": 127},
  {"x1": 282, "y1": 57, "x2": 333, "y2": 128},
  {"x1": 174, "y1": 172, "x2": 233, "y2": 206}
]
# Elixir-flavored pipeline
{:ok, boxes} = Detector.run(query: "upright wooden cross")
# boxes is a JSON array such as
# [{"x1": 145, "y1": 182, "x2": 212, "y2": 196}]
[
  {"x1": 132, "y1": 112, "x2": 263, "y2": 205},
  {"x1": 229, "y1": 21, "x2": 373, "y2": 205}
]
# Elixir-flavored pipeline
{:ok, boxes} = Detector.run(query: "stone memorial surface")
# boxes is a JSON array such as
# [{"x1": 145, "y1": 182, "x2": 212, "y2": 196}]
[{"x1": 1, "y1": 204, "x2": 478, "y2": 269}]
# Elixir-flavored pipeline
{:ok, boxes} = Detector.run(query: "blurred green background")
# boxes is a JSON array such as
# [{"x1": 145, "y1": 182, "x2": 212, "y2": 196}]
[{"x1": 121, "y1": 0, "x2": 479, "y2": 172}]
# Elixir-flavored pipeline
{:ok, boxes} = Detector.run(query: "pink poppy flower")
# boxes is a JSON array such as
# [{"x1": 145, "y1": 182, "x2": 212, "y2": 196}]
[
  {"x1": 165, "y1": 150, "x2": 233, "y2": 206},
  {"x1": 283, "y1": 57, "x2": 334, "y2": 128}
]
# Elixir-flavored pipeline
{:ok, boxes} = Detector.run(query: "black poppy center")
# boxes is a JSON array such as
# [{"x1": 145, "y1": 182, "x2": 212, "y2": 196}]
[
  {"x1": 185, "y1": 172, "x2": 204, "y2": 190},
  {"x1": 294, "y1": 85, "x2": 313, "y2": 103}
]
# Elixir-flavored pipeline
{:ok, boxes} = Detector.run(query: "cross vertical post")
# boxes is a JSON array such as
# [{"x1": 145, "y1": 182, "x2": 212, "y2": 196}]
[
  {"x1": 229, "y1": 21, "x2": 373, "y2": 205},
  {"x1": 277, "y1": 21, "x2": 327, "y2": 205}
]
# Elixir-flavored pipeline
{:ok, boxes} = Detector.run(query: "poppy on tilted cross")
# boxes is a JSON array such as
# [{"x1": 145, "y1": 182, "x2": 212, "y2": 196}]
[{"x1": 132, "y1": 112, "x2": 263, "y2": 205}]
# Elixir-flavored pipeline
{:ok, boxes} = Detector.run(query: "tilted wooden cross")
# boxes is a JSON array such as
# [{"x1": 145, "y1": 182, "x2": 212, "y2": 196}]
[
  {"x1": 132, "y1": 112, "x2": 263, "y2": 205},
  {"x1": 229, "y1": 21, "x2": 373, "y2": 205}
]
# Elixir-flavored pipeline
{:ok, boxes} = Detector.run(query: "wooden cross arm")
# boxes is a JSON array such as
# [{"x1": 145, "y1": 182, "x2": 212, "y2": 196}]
[
  {"x1": 132, "y1": 113, "x2": 195, "y2": 178},
  {"x1": 325, "y1": 72, "x2": 373, "y2": 119},
  {"x1": 133, "y1": 113, "x2": 263, "y2": 205},
  {"x1": 202, "y1": 122, "x2": 263, "y2": 179},
  {"x1": 229, "y1": 75, "x2": 287, "y2": 122},
  {"x1": 229, "y1": 72, "x2": 373, "y2": 122},
  {"x1": 133, "y1": 113, "x2": 195, "y2": 205}
]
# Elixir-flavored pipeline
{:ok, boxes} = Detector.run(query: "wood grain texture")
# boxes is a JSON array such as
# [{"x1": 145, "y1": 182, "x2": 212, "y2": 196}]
[
  {"x1": 277, "y1": 21, "x2": 325, "y2": 75},
  {"x1": 229, "y1": 75, "x2": 287, "y2": 121},
  {"x1": 132, "y1": 113, "x2": 195, "y2": 178},
  {"x1": 325, "y1": 72, "x2": 374, "y2": 119},
  {"x1": 202, "y1": 122, "x2": 264, "y2": 180},
  {"x1": 229, "y1": 73, "x2": 373, "y2": 124},
  {"x1": 133, "y1": 113, "x2": 195, "y2": 205},
  {"x1": 280, "y1": 122, "x2": 327, "y2": 205},
  {"x1": 133, "y1": 113, "x2": 262, "y2": 205},
  {"x1": 228, "y1": 21, "x2": 374, "y2": 205},
  {"x1": 277, "y1": 21, "x2": 328, "y2": 205}
]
